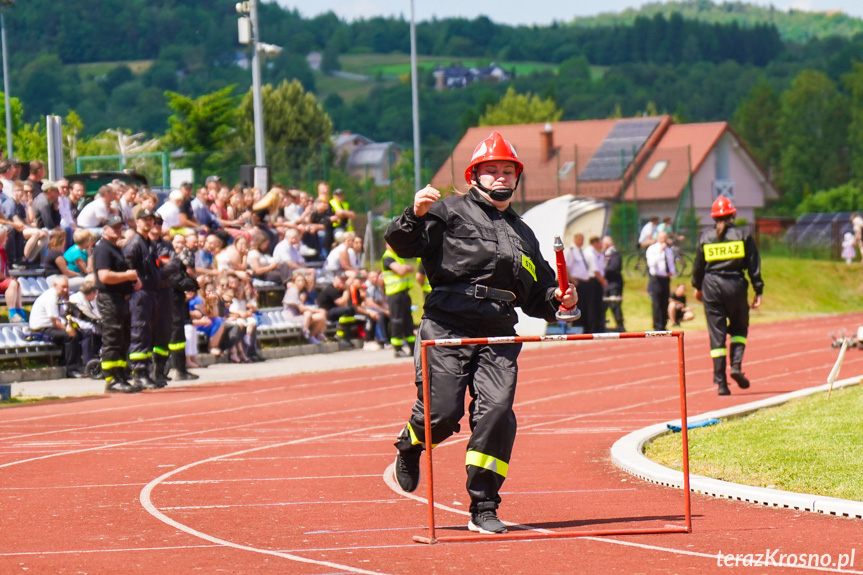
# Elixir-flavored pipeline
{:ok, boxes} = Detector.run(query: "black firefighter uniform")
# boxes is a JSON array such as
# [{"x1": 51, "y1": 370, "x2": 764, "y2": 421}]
[
  {"x1": 691, "y1": 224, "x2": 764, "y2": 385},
  {"x1": 385, "y1": 188, "x2": 561, "y2": 514}
]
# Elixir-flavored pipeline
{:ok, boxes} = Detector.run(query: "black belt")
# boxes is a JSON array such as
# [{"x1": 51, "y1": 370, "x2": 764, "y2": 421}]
[{"x1": 434, "y1": 283, "x2": 516, "y2": 303}]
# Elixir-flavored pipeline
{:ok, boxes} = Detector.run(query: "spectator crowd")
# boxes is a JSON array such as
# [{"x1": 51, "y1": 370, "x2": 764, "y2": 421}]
[{"x1": 0, "y1": 161, "x2": 414, "y2": 391}]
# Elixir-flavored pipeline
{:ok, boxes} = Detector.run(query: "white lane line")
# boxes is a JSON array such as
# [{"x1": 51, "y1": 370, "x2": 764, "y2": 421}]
[
  {"x1": 161, "y1": 499, "x2": 402, "y2": 511},
  {"x1": 1, "y1": 544, "x2": 223, "y2": 557},
  {"x1": 139, "y1": 423, "x2": 402, "y2": 575},
  {"x1": 165, "y1": 475, "x2": 381, "y2": 484},
  {"x1": 0, "y1": 398, "x2": 405, "y2": 469}
]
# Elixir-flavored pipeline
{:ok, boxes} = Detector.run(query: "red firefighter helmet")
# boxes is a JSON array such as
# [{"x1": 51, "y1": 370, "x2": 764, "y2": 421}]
[
  {"x1": 711, "y1": 196, "x2": 736, "y2": 218},
  {"x1": 464, "y1": 131, "x2": 524, "y2": 184}
]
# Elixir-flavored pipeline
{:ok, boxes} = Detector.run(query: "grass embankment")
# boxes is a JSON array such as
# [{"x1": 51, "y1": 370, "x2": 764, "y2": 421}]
[
  {"x1": 646, "y1": 386, "x2": 863, "y2": 501},
  {"x1": 618, "y1": 254, "x2": 863, "y2": 333},
  {"x1": 636, "y1": 254, "x2": 863, "y2": 501}
]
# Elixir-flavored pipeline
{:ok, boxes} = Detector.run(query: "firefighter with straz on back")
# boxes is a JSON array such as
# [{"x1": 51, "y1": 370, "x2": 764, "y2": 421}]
[{"x1": 691, "y1": 196, "x2": 764, "y2": 396}]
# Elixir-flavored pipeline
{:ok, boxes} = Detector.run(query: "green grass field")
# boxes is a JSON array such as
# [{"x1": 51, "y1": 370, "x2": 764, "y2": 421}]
[
  {"x1": 338, "y1": 53, "x2": 558, "y2": 78},
  {"x1": 646, "y1": 386, "x2": 863, "y2": 501},
  {"x1": 631, "y1": 253, "x2": 863, "y2": 502}
]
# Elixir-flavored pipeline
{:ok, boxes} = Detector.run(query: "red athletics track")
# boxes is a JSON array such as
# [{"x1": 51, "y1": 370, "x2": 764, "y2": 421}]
[{"x1": 2, "y1": 313, "x2": 863, "y2": 575}]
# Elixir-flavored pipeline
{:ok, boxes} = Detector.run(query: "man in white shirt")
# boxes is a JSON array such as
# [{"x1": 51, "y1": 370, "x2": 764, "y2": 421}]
[
  {"x1": 582, "y1": 235, "x2": 607, "y2": 333},
  {"x1": 272, "y1": 228, "x2": 306, "y2": 272},
  {"x1": 0, "y1": 159, "x2": 14, "y2": 200},
  {"x1": 28, "y1": 275, "x2": 84, "y2": 378},
  {"x1": 638, "y1": 216, "x2": 659, "y2": 250},
  {"x1": 77, "y1": 185, "x2": 117, "y2": 233},
  {"x1": 156, "y1": 190, "x2": 184, "y2": 231},
  {"x1": 645, "y1": 231, "x2": 676, "y2": 331},
  {"x1": 565, "y1": 233, "x2": 592, "y2": 331}
]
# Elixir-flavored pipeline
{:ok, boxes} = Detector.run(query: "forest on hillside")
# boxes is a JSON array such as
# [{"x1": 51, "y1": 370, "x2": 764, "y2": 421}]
[{"x1": 1, "y1": 0, "x2": 863, "y2": 215}]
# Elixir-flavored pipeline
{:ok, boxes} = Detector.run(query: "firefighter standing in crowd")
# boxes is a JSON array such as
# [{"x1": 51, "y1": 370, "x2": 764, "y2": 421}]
[
  {"x1": 93, "y1": 214, "x2": 139, "y2": 393},
  {"x1": 691, "y1": 196, "x2": 764, "y2": 396},
  {"x1": 123, "y1": 209, "x2": 161, "y2": 389},
  {"x1": 329, "y1": 188, "x2": 355, "y2": 236},
  {"x1": 386, "y1": 131, "x2": 577, "y2": 534},
  {"x1": 169, "y1": 233, "x2": 200, "y2": 381},
  {"x1": 381, "y1": 242, "x2": 415, "y2": 358},
  {"x1": 149, "y1": 215, "x2": 179, "y2": 387}
]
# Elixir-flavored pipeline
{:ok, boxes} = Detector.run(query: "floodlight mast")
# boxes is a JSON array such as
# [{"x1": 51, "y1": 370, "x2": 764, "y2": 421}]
[{"x1": 0, "y1": 0, "x2": 14, "y2": 159}]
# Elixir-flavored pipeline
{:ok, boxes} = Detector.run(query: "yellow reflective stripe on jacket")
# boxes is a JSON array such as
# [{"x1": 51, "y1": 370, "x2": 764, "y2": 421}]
[
  {"x1": 730, "y1": 335, "x2": 747, "y2": 345},
  {"x1": 465, "y1": 450, "x2": 509, "y2": 478},
  {"x1": 382, "y1": 249, "x2": 411, "y2": 295},
  {"x1": 703, "y1": 240, "x2": 745, "y2": 262},
  {"x1": 710, "y1": 348, "x2": 727, "y2": 358}
]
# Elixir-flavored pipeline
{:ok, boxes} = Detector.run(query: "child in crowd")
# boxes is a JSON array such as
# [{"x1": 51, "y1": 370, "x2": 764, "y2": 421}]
[
  {"x1": 669, "y1": 283, "x2": 695, "y2": 327},
  {"x1": 283, "y1": 271, "x2": 327, "y2": 343},
  {"x1": 841, "y1": 232, "x2": 856, "y2": 264}
]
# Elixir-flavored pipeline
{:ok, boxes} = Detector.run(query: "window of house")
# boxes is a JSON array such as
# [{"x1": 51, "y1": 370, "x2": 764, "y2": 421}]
[{"x1": 647, "y1": 160, "x2": 668, "y2": 180}]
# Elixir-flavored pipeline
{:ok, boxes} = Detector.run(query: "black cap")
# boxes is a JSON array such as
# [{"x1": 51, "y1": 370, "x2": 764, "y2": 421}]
[
  {"x1": 104, "y1": 214, "x2": 124, "y2": 227},
  {"x1": 153, "y1": 214, "x2": 164, "y2": 226},
  {"x1": 136, "y1": 208, "x2": 155, "y2": 219}
]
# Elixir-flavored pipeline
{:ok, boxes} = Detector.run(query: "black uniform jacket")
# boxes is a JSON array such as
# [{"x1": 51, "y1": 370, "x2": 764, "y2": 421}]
[
  {"x1": 123, "y1": 232, "x2": 160, "y2": 291},
  {"x1": 691, "y1": 224, "x2": 764, "y2": 295},
  {"x1": 385, "y1": 188, "x2": 559, "y2": 332}
]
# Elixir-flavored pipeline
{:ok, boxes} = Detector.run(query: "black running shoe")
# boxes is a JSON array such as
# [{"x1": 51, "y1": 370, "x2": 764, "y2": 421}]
[
  {"x1": 717, "y1": 381, "x2": 731, "y2": 396},
  {"x1": 468, "y1": 510, "x2": 507, "y2": 534},
  {"x1": 730, "y1": 368, "x2": 750, "y2": 389},
  {"x1": 393, "y1": 449, "x2": 421, "y2": 492}
]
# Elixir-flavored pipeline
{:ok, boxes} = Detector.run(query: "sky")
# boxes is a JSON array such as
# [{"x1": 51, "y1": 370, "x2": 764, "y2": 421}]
[{"x1": 275, "y1": 0, "x2": 863, "y2": 26}]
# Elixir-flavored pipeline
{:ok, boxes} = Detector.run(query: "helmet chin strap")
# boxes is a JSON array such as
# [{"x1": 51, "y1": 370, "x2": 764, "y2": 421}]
[{"x1": 473, "y1": 168, "x2": 521, "y2": 202}]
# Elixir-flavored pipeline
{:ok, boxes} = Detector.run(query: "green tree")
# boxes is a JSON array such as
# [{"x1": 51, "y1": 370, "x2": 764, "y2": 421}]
[
  {"x1": 797, "y1": 182, "x2": 863, "y2": 214},
  {"x1": 478, "y1": 86, "x2": 562, "y2": 126},
  {"x1": 238, "y1": 79, "x2": 333, "y2": 185},
  {"x1": 163, "y1": 85, "x2": 240, "y2": 180},
  {"x1": 776, "y1": 70, "x2": 849, "y2": 213},
  {"x1": 843, "y1": 62, "x2": 863, "y2": 182},
  {"x1": 732, "y1": 77, "x2": 781, "y2": 181}
]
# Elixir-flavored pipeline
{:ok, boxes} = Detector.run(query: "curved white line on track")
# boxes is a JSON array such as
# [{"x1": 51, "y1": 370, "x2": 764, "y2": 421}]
[{"x1": 139, "y1": 423, "x2": 399, "y2": 575}]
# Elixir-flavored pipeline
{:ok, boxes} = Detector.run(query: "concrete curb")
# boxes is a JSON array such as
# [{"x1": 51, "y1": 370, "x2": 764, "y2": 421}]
[{"x1": 611, "y1": 374, "x2": 863, "y2": 519}]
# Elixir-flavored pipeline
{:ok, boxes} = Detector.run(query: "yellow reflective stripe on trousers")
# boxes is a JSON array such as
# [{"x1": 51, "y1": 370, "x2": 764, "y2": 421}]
[
  {"x1": 153, "y1": 347, "x2": 170, "y2": 357},
  {"x1": 730, "y1": 336, "x2": 747, "y2": 345},
  {"x1": 406, "y1": 422, "x2": 437, "y2": 448},
  {"x1": 129, "y1": 352, "x2": 151, "y2": 361},
  {"x1": 101, "y1": 359, "x2": 125, "y2": 370},
  {"x1": 710, "y1": 348, "x2": 727, "y2": 358},
  {"x1": 465, "y1": 450, "x2": 508, "y2": 478},
  {"x1": 168, "y1": 342, "x2": 186, "y2": 351}
]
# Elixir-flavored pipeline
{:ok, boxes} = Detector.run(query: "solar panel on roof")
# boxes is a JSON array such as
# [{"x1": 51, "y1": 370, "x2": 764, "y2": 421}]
[{"x1": 579, "y1": 118, "x2": 662, "y2": 182}]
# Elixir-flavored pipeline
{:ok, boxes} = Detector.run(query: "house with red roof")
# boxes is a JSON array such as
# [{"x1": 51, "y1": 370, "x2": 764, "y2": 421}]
[{"x1": 430, "y1": 116, "x2": 779, "y2": 233}]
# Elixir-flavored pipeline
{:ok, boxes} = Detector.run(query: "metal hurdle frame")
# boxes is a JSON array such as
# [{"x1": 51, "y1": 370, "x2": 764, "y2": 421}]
[{"x1": 412, "y1": 330, "x2": 692, "y2": 544}]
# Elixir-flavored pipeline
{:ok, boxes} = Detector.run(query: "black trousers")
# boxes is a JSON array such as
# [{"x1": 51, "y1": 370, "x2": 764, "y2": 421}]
[
  {"x1": 129, "y1": 289, "x2": 157, "y2": 372},
  {"x1": 703, "y1": 274, "x2": 750, "y2": 384},
  {"x1": 39, "y1": 327, "x2": 82, "y2": 374},
  {"x1": 648, "y1": 274, "x2": 671, "y2": 331},
  {"x1": 395, "y1": 318, "x2": 520, "y2": 513},
  {"x1": 170, "y1": 290, "x2": 189, "y2": 368},
  {"x1": 96, "y1": 291, "x2": 130, "y2": 373},
  {"x1": 583, "y1": 278, "x2": 605, "y2": 333},
  {"x1": 604, "y1": 281, "x2": 625, "y2": 332},
  {"x1": 153, "y1": 287, "x2": 173, "y2": 364},
  {"x1": 387, "y1": 290, "x2": 413, "y2": 345}
]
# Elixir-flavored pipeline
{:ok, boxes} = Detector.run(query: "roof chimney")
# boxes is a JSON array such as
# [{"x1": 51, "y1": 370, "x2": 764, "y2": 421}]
[{"x1": 540, "y1": 123, "x2": 555, "y2": 161}]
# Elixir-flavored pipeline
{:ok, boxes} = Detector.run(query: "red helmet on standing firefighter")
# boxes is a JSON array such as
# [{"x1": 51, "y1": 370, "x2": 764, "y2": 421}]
[
  {"x1": 711, "y1": 196, "x2": 736, "y2": 218},
  {"x1": 464, "y1": 131, "x2": 524, "y2": 184}
]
